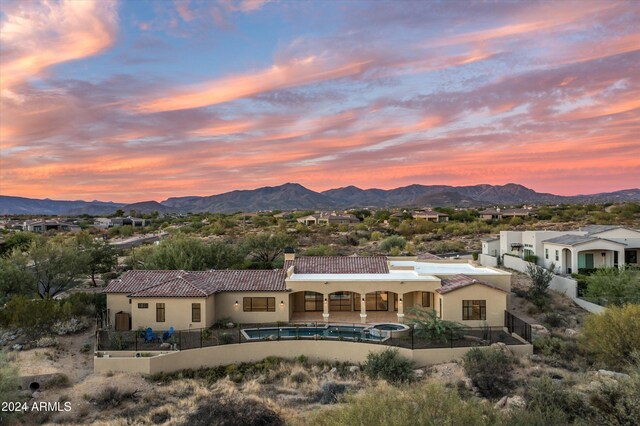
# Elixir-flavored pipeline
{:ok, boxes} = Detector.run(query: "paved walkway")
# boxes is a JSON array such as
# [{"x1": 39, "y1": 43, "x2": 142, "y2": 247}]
[{"x1": 291, "y1": 311, "x2": 405, "y2": 324}]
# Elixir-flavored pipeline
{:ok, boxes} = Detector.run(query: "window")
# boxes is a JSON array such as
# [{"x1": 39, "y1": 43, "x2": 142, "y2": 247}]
[
  {"x1": 555, "y1": 250, "x2": 559, "y2": 261},
  {"x1": 421, "y1": 292, "x2": 431, "y2": 307},
  {"x1": 137, "y1": 303, "x2": 148, "y2": 309},
  {"x1": 129, "y1": 299, "x2": 132, "y2": 304},
  {"x1": 304, "y1": 292, "x2": 323, "y2": 311},
  {"x1": 365, "y1": 291, "x2": 388, "y2": 311},
  {"x1": 192, "y1": 303, "x2": 201, "y2": 322},
  {"x1": 330, "y1": 292, "x2": 353, "y2": 311},
  {"x1": 243, "y1": 297, "x2": 275, "y2": 312},
  {"x1": 156, "y1": 303, "x2": 165, "y2": 322},
  {"x1": 462, "y1": 300, "x2": 486, "y2": 320},
  {"x1": 545, "y1": 248, "x2": 548, "y2": 260}
]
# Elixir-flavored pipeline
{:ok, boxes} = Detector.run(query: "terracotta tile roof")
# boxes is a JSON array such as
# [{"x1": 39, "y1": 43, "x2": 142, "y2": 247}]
[
  {"x1": 129, "y1": 276, "x2": 209, "y2": 298},
  {"x1": 293, "y1": 256, "x2": 389, "y2": 274},
  {"x1": 104, "y1": 270, "x2": 187, "y2": 293},
  {"x1": 436, "y1": 274, "x2": 508, "y2": 294},
  {"x1": 105, "y1": 269, "x2": 287, "y2": 298}
]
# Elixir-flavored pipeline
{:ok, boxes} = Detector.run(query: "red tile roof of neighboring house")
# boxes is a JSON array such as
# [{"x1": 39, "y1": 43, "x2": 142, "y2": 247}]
[
  {"x1": 436, "y1": 274, "x2": 508, "y2": 294},
  {"x1": 293, "y1": 256, "x2": 389, "y2": 274},
  {"x1": 105, "y1": 269, "x2": 287, "y2": 298}
]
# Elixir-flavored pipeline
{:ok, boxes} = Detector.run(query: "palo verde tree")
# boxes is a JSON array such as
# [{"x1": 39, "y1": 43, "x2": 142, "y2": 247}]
[
  {"x1": 585, "y1": 267, "x2": 640, "y2": 305},
  {"x1": 241, "y1": 232, "x2": 295, "y2": 268},
  {"x1": 76, "y1": 233, "x2": 118, "y2": 286},
  {"x1": 525, "y1": 263, "x2": 555, "y2": 309},
  {"x1": 28, "y1": 237, "x2": 90, "y2": 299}
]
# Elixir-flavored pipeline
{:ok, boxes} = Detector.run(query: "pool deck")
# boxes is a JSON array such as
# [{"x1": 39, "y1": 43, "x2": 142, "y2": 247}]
[{"x1": 290, "y1": 311, "x2": 403, "y2": 324}]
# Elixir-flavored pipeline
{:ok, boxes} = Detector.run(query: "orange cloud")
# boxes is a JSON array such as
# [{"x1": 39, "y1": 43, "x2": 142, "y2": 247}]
[
  {"x1": 133, "y1": 55, "x2": 374, "y2": 113},
  {"x1": 0, "y1": 1, "x2": 118, "y2": 96}
]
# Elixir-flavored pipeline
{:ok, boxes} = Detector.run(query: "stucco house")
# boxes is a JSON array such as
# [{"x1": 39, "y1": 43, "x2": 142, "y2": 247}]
[
  {"x1": 413, "y1": 210, "x2": 449, "y2": 223},
  {"x1": 485, "y1": 225, "x2": 640, "y2": 274},
  {"x1": 104, "y1": 254, "x2": 511, "y2": 331},
  {"x1": 479, "y1": 207, "x2": 533, "y2": 221}
]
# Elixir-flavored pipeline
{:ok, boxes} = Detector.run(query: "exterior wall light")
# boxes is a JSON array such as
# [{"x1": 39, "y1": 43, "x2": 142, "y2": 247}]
[
  {"x1": 361, "y1": 297, "x2": 365, "y2": 302},
  {"x1": 234, "y1": 301, "x2": 239, "y2": 308},
  {"x1": 280, "y1": 301, "x2": 284, "y2": 307},
  {"x1": 324, "y1": 298, "x2": 328, "y2": 304},
  {"x1": 399, "y1": 298, "x2": 403, "y2": 303}
]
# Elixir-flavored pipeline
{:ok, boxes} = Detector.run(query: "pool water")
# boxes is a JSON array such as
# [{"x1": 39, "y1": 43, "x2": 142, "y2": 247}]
[
  {"x1": 373, "y1": 324, "x2": 406, "y2": 331},
  {"x1": 242, "y1": 325, "x2": 386, "y2": 342}
]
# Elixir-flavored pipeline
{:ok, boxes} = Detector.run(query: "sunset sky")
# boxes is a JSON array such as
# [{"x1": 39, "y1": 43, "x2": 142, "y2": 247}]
[{"x1": 1, "y1": 0, "x2": 639, "y2": 202}]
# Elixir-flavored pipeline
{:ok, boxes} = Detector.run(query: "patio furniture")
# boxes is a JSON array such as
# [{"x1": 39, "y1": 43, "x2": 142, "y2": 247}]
[
  {"x1": 162, "y1": 327, "x2": 174, "y2": 341},
  {"x1": 144, "y1": 327, "x2": 157, "y2": 343}
]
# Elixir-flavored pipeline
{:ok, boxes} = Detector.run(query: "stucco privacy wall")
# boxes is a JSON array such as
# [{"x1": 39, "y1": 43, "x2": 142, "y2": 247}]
[
  {"x1": 479, "y1": 254, "x2": 498, "y2": 267},
  {"x1": 95, "y1": 340, "x2": 533, "y2": 375},
  {"x1": 107, "y1": 294, "x2": 132, "y2": 326}
]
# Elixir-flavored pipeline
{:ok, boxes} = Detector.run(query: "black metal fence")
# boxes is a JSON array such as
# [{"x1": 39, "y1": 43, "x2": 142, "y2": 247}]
[
  {"x1": 504, "y1": 311, "x2": 532, "y2": 343},
  {"x1": 96, "y1": 317, "x2": 531, "y2": 352}
]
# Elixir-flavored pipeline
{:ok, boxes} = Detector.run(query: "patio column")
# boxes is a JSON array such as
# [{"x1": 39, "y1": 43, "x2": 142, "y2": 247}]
[
  {"x1": 323, "y1": 294, "x2": 329, "y2": 322},
  {"x1": 571, "y1": 249, "x2": 578, "y2": 274},
  {"x1": 360, "y1": 293, "x2": 367, "y2": 324},
  {"x1": 617, "y1": 249, "x2": 624, "y2": 269},
  {"x1": 396, "y1": 293, "x2": 404, "y2": 323}
]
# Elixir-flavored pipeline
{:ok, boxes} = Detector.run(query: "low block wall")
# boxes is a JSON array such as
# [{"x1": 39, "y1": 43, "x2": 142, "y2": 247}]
[
  {"x1": 479, "y1": 254, "x2": 498, "y2": 268},
  {"x1": 549, "y1": 275, "x2": 578, "y2": 298},
  {"x1": 502, "y1": 255, "x2": 528, "y2": 272},
  {"x1": 95, "y1": 340, "x2": 533, "y2": 375}
]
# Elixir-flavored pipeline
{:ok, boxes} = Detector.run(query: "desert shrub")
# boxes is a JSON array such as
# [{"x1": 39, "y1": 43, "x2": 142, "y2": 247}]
[
  {"x1": 80, "y1": 343, "x2": 92, "y2": 353},
  {"x1": 525, "y1": 263, "x2": 555, "y2": 310},
  {"x1": 463, "y1": 347, "x2": 514, "y2": 397},
  {"x1": 318, "y1": 382, "x2": 348, "y2": 404},
  {"x1": 219, "y1": 332, "x2": 233, "y2": 345},
  {"x1": 186, "y1": 395, "x2": 283, "y2": 426},
  {"x1": 0, "y1": 352, "x2": 24, "y2": 424},
  {"x1": 308, "y1": 381, "x2": 502, "y2": 426},
  {"x1": 543, "y1": 313, "x2": 566, "y2": 328},
  {"x1": 150, "y1": 410, "x2": 171, "y2": 424},
  {"x1": 588, "y1": 366, "x2": 640, "y2": 425},
  {"x1": 533, "y1": 336, "x2": 576, "y2": 360},
  {"x1": 380, "y1": 235, "x2": 406, "y2": 253},
  {"x1": 579, "y1": 304, "x2": 640, "y2": 370},
  {"x1": 408, "y1": 307, "x2": 466, "y2": 342},
  {"x1": 86, "y1": 386, "x2": 138, "y2": 408},
  {"x1": 46, "y1": 373, "x2": 71, "y2": 389},
  {"x1": 585, "y1": 267, "x2": 640, "y2": 306},
  {"x1": 370, "y1": 231, "x2": 382, "y2": 241},
  {"x1": 62, "y1": 292, "x2": 107, "y2": 317},
  {"x1": 0, "y1": 296, "x2": 67, "y2": 333},
  {"x1": 363, "y1": 348, "x2": 414, "y2": 384},
  {"x1": 524, "y1": 376, "x2": 590, "y2": 423}
]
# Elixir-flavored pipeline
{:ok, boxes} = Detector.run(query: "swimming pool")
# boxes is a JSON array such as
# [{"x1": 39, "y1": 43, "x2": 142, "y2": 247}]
[
  {"x1": 241, "y1": 323, "x2": 410, "y2": 342},
  {"x1": 241, "y1": 324, "x2": 388, "y2": 342}
]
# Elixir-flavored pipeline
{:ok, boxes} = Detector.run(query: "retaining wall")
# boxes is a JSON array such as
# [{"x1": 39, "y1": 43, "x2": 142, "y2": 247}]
[{"x1": 94, "y1": 340, "x2": 533, "y2": 375}]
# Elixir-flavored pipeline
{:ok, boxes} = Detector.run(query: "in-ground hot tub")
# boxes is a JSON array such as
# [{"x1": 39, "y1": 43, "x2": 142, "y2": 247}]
[{"x1": 367, "y1": 323, "x2": 411, "y2": 338}]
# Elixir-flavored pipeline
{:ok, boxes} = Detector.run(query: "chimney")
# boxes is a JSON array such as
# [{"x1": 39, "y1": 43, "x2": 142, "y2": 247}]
[{"x1": 284, "y1": 247, "x2": 295, "y2": 261}]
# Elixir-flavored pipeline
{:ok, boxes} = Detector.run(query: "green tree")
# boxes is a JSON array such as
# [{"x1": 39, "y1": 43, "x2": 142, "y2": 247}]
[
  {"x1": 29, "y1": 237, "x2": 90, "y2": 298},
  {"x1": 242, "y1": 233, "x2": 294, "y2": 268},
  {"x1": 585, "y1": 267, "x2": 640, "y2": 305},
  {"x1": 525, "y1": 263, "x2": 555, "y2": 309},
  {"x1": 0, "y1": 232, "x2": 36, "y2": 256},
  {"x1": 76, "y1": 233, "x2": 118, "y2": 286},
  {"x1": 380, "y1": 235, "x2": 406, "y2": 253},
  {"x1": 0, "y1": 252, "x2": 35, "y2": 302},
  {"x1": 407, "y1": 307, "x2": 466, "y2": 342},
  {"x1": 580, "y1": 304, "x2": 640, "y2": 370}
]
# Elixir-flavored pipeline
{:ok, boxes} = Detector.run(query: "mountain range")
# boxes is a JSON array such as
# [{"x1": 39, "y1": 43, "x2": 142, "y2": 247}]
[{"x1": 1, "y1": 183, "x2": 639, "y2": 215}]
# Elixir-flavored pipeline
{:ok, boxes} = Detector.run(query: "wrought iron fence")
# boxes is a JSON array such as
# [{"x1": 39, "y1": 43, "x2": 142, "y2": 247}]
[
  {"x1": 96, "y1": 315, "x2": 532, "y2": 352},
  {"x1": 504, "y1": 311, "x2": 532, "y2": 343}
]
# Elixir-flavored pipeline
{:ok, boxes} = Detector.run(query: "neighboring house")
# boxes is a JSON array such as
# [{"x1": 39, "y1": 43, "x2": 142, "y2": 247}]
[
  {"x1": 297, "y1": 213, "x2": 359, "y2": 225},
  {"x1": 20, "y1": 219, "x2": 81, "y2": 233},
  {"x1": 481, "y1": 237, "x2": 500, "y2": 257},
  {"x1": 413, "y1": 210, "x2": 449, "y2": 223},
  {"x1": 484, "y1": 225, "x2": 640, "y2": 274},
  {"x1": 479, "y1": 207, "x2": 533, "y2": 221},
  {"x1": 95, "y1": 216, "x2": 147, "y2": 229},
  {"x1": 104, "y1": 253, "x2": 511, "y2": 331}
]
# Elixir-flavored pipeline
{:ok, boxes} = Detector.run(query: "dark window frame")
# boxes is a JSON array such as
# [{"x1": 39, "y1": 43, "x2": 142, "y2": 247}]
[
  {"x1": 304, "y1": 292, "x2": 323, "y2": 311},
  {"x1": 137, "y1": 303, "x2": 148, "y2": 309},
  {"x1": 421, "y1": 292, "x2": 431, "y2": 307},
  {"x1": 192, "y1": 303, "x2": 201, "y2": 322},
  {"x1": 243, "y1": 297, "x2": 276, "y2": 312},
  {"x1": 156, "y1": 303, "x2": 165, "y2": 322},
  {"x1": 462, "y1": 300, "x2": 486, "y2": 321}
]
